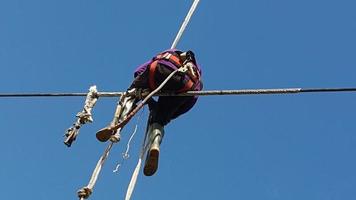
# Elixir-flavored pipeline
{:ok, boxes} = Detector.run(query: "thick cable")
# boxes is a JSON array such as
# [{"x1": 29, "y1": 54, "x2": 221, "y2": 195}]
[
  {"x1": 2, "y1": 88, "x2": 356, "y2": 98},
  {"x1": 300, "y1": 88, "x2": 356, "y2": 92},
  {"x1": 171, "y1": 0, "x2": 200, "y2": 49}
]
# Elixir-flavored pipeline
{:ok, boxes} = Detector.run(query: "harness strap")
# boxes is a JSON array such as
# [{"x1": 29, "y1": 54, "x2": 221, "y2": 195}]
[
  {"x1": 149, "y1": 52, "x2": 199, "y2": 92},
  {"x1": 156, "y1": 52, "x2": 182, "y2": 68},
  {"x1": 158, "y1": 52, "x2": 201, "y2": 83},
  {"x1": 148, "y1": 60, "x2": 159, "y2": 91}
]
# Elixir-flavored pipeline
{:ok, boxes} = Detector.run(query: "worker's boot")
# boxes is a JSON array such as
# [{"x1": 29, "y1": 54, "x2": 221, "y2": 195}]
[{"x1": 144, "y1": 123, "x2": 164, "y2": 176}]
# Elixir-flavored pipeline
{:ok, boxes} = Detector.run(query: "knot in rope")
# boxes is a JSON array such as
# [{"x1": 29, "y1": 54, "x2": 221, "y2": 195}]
[{"x1": 77, "y1": 187, "x2": 92, "y2": 199}]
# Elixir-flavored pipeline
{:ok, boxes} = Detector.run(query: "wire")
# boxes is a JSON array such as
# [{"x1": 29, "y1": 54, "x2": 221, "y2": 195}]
[
  {"x1": 171, "y1": 0, "x2": 200, "y2": 49},
  {"x1": 0, "y1": 93, "x2": 92, "y2": 97},
  {"x1": 301, "y1": 88, "x2": 356, "y2": 93},
  {"x1": 1, "y1": 87, "x2": 356, "y2": 98}
]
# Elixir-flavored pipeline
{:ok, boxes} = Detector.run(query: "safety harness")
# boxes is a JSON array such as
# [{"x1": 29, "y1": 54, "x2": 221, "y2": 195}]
[{"x1": 148, "y1": 51, "x2": 200, "y2": 93}]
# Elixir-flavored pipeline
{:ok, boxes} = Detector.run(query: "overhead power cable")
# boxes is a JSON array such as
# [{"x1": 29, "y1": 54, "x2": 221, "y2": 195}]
[{"x1": 1, "y1": 87, "x2": 356, "y2": 98}]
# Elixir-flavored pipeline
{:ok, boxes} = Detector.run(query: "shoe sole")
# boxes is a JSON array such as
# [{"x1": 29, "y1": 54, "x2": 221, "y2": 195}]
[
  {"x1": 96, "y1": 128, "x2": 115, "y2": 142},
  {"x1": 144, "y1": 148, "x2": 159, "y2": 176}
]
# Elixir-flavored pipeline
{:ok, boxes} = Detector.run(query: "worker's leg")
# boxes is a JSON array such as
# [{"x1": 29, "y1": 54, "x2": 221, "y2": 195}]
[
  {"x1": 143, "y1": 121, "x2": 164, "y2": 176},
  {"x1": 144, "y1": 96, "x2": 195, "y2": 176},
  {"x1": 150, "y1": 96, "x2": 193, "y2": 126},
  {"x1": 170, "y1": 97, "x2": 198, "y2": 120},
  {"x1": 144, "y1": 63, "x2": 189, "y2": 176}
]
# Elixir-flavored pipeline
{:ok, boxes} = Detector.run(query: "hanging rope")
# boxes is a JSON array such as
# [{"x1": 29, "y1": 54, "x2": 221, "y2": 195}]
[
  {"x1": 76, "y1": 92, "x2": 129, "y2": 199},
  {"x1": 64, "y1": 85, "x2": 99, "y2": 147},
  {"x1": 124, "y1": 118, "x2": 151, "y2": 200},
  {"x1": 78, "y1": 142, "x2": 114, "y2": 200},
  {"x1": 113, "y1": 108, "x2": 145, "y2": 173}
]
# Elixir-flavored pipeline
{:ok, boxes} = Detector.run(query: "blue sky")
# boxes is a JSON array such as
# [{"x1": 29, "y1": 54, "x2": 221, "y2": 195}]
[{"x1": 1, "y1": 0, "x2": 356, "y2": 199}]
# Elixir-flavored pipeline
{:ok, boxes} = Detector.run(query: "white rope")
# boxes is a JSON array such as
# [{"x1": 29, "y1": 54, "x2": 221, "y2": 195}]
[
  {"x1": 112, "y1": 125, "x2": 137, "y2": 173},
  {"x1": 124, "y1": 143, "x2": 148, "y2": 200},
  {"x1": 125, "y1": 120, "x2": 151, "y2": 200},
  {"x1": 171, "y1": 0, "x2": 201, "y2": 49},
  {"x1": 77, "y1": 142, "x2": 114, "y2": 199},
  {"x1": 124, "y1": 158, "x2": 142, "y2": 200},
  {"x1": 113, "y1": 109, "x2": 145, "y2": 173},
  {"x1": 87, "y1": 142, "x2": 114, "y2": 189}
]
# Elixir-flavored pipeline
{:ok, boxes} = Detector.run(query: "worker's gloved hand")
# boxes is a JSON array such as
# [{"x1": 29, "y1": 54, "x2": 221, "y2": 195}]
[
  {"x1": 183, "y1": 61, "x2": 199, "y2": 82},
  {"x1": 185, "y1": 62, "x2": 196, "y2": 76}
]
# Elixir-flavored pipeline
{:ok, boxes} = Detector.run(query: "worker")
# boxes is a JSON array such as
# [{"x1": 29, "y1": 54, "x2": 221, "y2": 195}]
[
  {"x1": 132, "y1": 49, "x2": 202, "y2": 175},
  {"x1": 97, "y1": 49, "x2": 203, "y2": 176}
]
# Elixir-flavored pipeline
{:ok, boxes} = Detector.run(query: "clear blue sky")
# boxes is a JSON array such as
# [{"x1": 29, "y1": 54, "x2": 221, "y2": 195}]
[{"x1": 1, "y1": 0, "x2": 356, "y2": 199}]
